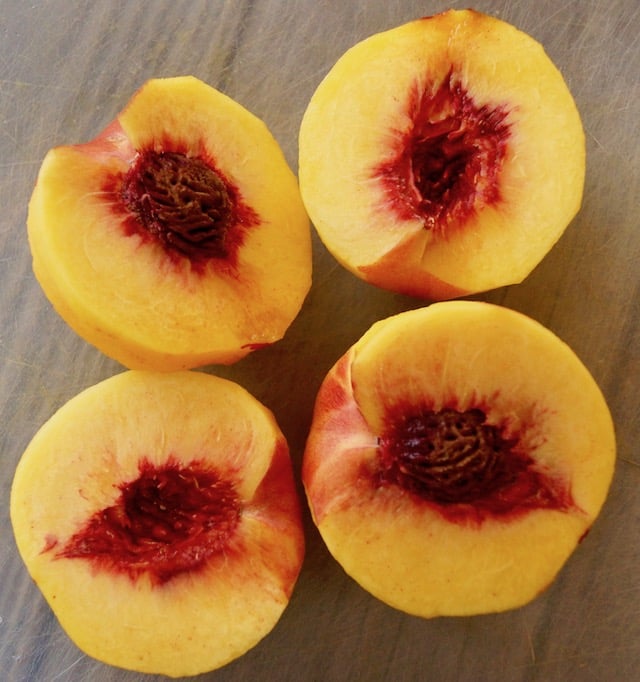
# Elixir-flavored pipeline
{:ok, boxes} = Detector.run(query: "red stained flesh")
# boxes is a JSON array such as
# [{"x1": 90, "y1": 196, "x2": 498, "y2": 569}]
[
  {"x1": 55, "y1": 457, "x2": 241, "y2": 585},
  {"x1": 118, "y1": 148, "x2": 260, "y2": 274},
  {"x1": 241, "y1": 342, "x2": 272, "y2": 351},
  {"x1": 378, "y1": 405, "x2": 576, "y2": 525},
  {"x1": 84, "y1": 125, "x2": 261, "y2": 276},
  {"x1": 373, "y1": 68, "x2": 511, "y2": 235}
]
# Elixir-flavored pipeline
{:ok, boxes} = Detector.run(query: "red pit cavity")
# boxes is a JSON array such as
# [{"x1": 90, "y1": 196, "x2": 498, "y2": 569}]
[
  {"x1": 119, "y1": 149, "x2": 259, "y2": 272},
  {"x1": 56, "y1": 457, "x2": 241, "y2": 584},
  {"x1": 378, "y1": 406, "x2": 574, "y2": 524},
  {"x1": 373, "y1": 69, "x2": 511, "y2": 234}
]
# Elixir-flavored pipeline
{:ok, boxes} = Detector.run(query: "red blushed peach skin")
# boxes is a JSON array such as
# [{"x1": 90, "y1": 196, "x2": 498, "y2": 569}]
[
  {"x1": 27, "y1": 76, "x2": 312, "y2": 370},
  {"x1": 10, "y1": 370, "x2": 304, "y2": 677},
  {"x1": 298, "y1": 10, "x2": 585, "y2": 299},
  {"x1": 302, "y1": 302, "x2": 615, "y2": 617}
]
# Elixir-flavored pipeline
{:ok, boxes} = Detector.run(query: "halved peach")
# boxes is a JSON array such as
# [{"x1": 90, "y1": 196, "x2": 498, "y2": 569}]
[
  {"x1": 303, "y1": 302, "x2": 615, "y2": 617},
  {"x1": 28, "y1": 76, "x2": 312, "y2": 370},
  {"x1": 10, "y1": 370, "x2": 304, "y2": 677},
  {"x1": 298, "y1": 10, "x2": 585, "y2": 299}
]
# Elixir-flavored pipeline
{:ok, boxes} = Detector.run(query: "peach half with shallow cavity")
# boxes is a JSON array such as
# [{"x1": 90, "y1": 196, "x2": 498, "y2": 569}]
[
  {"x1": 298, "y1": 9, "x2": 585, "y2": 299},
  {"x1": 302, "y1": 301, "x2": 615, "y2": 617},
  {"x1": 10, "y1": 370, "x2": 305, "y2": 677},
  {"x1": 27, "y1": 76, "x2": 312, "y2": 370}
]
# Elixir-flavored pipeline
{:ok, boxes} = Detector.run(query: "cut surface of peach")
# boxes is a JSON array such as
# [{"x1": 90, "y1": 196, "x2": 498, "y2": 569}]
[
  {"x1": 303, "y1": 302, "x2": 615, "y2": 617},
  {"x1": 298, "y1": 10, "x2": 585, "y2": 299},
  {"x1": 28, "y1": 76, "x2": 312, "y2": 370},
  {"x1": 10, "y1": 370, "x2": 305, "y2": 677}
]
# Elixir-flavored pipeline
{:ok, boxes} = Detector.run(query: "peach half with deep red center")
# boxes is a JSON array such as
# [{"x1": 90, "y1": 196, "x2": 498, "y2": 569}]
[
  {"x1": 27, "y1": 76, "x2": 312, "y2": 370},
  {"x1": 302, "y1": 302, "x2": 615, "y2": 617},
  {"x1": 10, "y1": 370, "x2": 305, "y2": 677},
  {"x1": 298, "y1": 10, "x2": 585, "y2": 299}
]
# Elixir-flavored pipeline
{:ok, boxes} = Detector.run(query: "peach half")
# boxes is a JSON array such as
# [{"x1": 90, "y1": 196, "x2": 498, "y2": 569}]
[
  {"x1": 302, "y1": 302, "x2": 615, "y2": 617},
  {"x1": 10, "y1": 370, "x2": 304, "y2": 677},
  {"x1": 28, "y1": 76, "x2": 311, "y2": 370},
  {"x1": 298, "y1": 10, "x2": 585, "y2": 300}
]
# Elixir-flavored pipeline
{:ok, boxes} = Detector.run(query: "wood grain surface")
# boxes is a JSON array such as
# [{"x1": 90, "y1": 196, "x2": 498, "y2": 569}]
[{"x1": 1, "y1": 1, "x2": 638, "y2": 681}]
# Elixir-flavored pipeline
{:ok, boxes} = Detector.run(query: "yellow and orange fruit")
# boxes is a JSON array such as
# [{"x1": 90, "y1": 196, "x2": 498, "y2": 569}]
[
  {"x1": 15, "y1": 11, "x2": 608, "y2": 675},
  {"x1": 11, "y1": 370, "x2": 305, "y2": 677},
  {"x1": 28, "y1": 76, "x2": 312, "y2": 370},
  {"x1": 303, "y1": 302, "x2": 615, "y2": 617},
  {"x1": 299, "y1": 10, "x2": 585, "y2": 299}
]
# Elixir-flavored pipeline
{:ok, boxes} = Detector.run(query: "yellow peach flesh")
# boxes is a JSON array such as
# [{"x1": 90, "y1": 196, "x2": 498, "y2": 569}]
[
  {"x1": 10, "y1": 371, "x2": 304, "y2": 677},
  {"x1": 298, "y1": 10, "x2": 585, "y2": 299},
  {"x1": 303, "y1": 302, "x2": 615, "y2": 617},
  {"x1": 28, "y1": 76, "x2": 312, "y2": 370}
]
